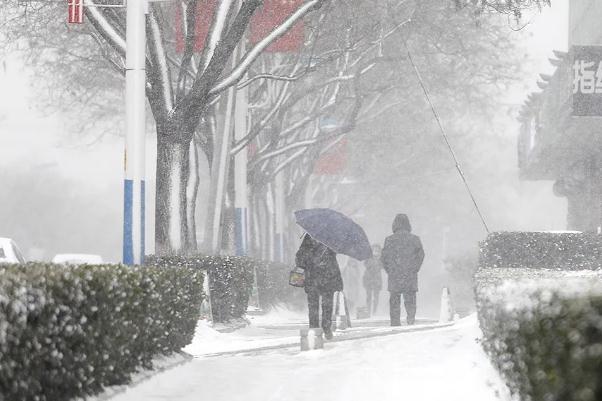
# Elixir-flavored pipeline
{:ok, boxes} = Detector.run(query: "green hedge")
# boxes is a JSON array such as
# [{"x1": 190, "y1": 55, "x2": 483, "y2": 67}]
[
  {"x1": 475, "y1": 268, "x2": 602, "y2": 401},
  {"x1": 146, "y1": 255, "x2": 254, "y2": 322},
  {"x1": 147, "y1": 255, "x2": 306, "y2": 319},
  {"x1": 0, "y1": 263, "x2": 203, "y2": 401},
  {"x1": 479, "y1": 232, "x2": 602, "y2": 270}
]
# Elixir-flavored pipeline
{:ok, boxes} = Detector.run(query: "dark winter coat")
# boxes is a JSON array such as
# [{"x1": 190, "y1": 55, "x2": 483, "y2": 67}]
[
  {"x1": 381, "y1": 214, "x2": 424, "y2": 293},
  {"x1": 363, "y1": 257, "x2": 383, "y2": 291},
  {"x1": 295, "y1": 234, "x2": 343, "y2": 294}
]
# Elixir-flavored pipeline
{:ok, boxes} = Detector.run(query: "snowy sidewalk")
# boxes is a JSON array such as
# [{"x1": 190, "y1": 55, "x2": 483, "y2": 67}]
[
  {"x1": 110, "y1": 314, "x2": 511, "y2": 401},
  {"x1": 184, "y1": 310, "x2": 446, "y2": 357}
]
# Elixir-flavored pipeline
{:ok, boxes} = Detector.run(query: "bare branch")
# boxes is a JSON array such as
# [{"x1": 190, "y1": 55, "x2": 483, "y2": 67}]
[{"x1": 209, "y1": 0, "x2": 326, "y2": 95}]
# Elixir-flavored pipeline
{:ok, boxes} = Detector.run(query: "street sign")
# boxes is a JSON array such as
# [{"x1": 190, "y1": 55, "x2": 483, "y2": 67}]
[
  {"x1": 572, "y1": 45, "x2": 602, "y2": 116},
  {"x1": 68, "y1": 0, "x2": 84, "y2": 24}
]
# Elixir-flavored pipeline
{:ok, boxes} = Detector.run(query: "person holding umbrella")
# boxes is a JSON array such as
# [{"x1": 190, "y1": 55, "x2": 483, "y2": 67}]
[
  {"x1": 381, "y1": 214, "x2": 424, "y2": 326},
  {"x1": 294, "y1": 209, "x2": 372, "y2": 340},
  {"x1": 295, "y1": 234, "x2": 343, "y2": 340}
]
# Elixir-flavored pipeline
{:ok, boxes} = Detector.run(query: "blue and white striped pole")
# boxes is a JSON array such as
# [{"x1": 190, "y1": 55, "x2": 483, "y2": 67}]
[{"x1": 123, "y1": 0, "x2": 147, "y2": 265}]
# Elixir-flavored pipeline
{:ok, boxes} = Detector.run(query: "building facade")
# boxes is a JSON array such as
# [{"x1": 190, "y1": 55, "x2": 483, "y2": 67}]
[{"x1": 518, "y1": 1, "x2": 602, "y2": 232}]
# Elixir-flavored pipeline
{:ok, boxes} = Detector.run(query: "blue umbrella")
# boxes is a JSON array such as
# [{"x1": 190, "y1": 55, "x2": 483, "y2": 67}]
[{"x1": 294, "y1": 208, "x2": 373, "y2": 261}]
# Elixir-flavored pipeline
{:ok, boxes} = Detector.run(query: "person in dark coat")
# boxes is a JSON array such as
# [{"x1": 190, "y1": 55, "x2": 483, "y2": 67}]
[
  {"x1": 381, "y1": 214, "x2": 424, "y2": 326},
  {"x1": 295, "y1": 233, "x2": 343, "y2": 339},
  {"x1": 363, "y1": 244, "x2": 383, "y2": 316}
]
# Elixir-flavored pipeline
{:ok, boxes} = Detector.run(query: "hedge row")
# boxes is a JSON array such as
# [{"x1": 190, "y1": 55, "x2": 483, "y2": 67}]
[
  {"x1": 147, "y1": 255, "x2": 254, "y2": 322},
  {"x1": 475, "y1": 268, "x2": 602, "y2": 401},
  {"x1": 0, "y1": 263, "x2": 204, "y2": 401},
  {"x1": 147, "y1": 255, "x2": 304, "y2": 321},
  {"x1": 479, "y1": 232, "x2": 602, "y2": 270}
]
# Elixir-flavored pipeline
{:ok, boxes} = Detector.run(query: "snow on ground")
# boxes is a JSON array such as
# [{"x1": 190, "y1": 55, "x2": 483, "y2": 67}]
[
  {"x1": 182, "y1": 309, "x2": 304, "y2": 356},
  {"x1": 112, "y1": 314, "x2": 512, "y2": 401}
]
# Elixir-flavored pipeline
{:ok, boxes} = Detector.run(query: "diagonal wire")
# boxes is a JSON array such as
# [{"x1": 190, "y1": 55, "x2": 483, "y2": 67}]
[{"x1": 402, "y1": 41, "x2": 490, "y2": 234}]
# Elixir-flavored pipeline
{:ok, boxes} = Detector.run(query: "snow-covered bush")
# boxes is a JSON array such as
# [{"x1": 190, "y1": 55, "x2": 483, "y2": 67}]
[
  {"x1": 475, "y1": 268, "x2": 602, "y2": 401},
  {"x1": 146, "y1": 255, "x2": 254, "y2": 322},
  {"x1": 479, "y1": 232, "x2": 602, "y2": 269},
  {"x1": 147, "y1": 255, "x2": 307, "y2": 317},
  {"x1": 0, "y1": 262, "x2": 204, "y2": 401}
]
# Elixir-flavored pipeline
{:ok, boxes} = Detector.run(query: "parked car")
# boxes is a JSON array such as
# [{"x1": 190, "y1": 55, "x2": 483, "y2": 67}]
[
  {"x1": 52, "y1": 254, "x2": 103, "y2": 265},
  {"x1": 0, "y1": 237, "x2": 26, "y2": 264}
]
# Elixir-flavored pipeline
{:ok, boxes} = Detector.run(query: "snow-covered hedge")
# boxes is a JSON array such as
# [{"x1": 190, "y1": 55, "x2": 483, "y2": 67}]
[
  {"x1": 0, "y1": 262, "x2": 204, "y2": 401},
  {"x1": 147, "y1": 255, "x2": 254, "y2": 322},
  {"x1": 147, "y1": 255, "x2": 305, "y2": 318},
  {"x1": 479, "y1": 232, "x2": 602, "y2": 269},
  {"x1": 475, "y1": 268, "x2": 602, "y2": 401}
]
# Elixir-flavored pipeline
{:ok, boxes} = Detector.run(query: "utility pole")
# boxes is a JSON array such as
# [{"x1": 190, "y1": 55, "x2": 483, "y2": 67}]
[
  {"x1": 66, "y1": 0, "x2": 147, "y2": 264},
  {"x1": 123, "y1": 0, "x2": 147, "y2": 265}
]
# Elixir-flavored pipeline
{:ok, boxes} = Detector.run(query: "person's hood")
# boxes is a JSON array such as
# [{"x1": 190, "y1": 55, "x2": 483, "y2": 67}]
[{"x1": 392, "y1": 214, "x2": 412, "y2": 233}]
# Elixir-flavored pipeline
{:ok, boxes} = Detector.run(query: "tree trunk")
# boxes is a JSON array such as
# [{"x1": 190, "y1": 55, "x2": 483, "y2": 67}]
[
  {"x1": 204, "y1": 86, "x2": 235, "y2": 254},
  {"x1": 249, "y1": 192, "x2": 261, "y2": 258},
  {"x1": 185, "y1": 136, "x2": 201, "y2": 253},
  {"x1": 257, "y1": 193, "x2": 270, "y2": 260},
  {"x1": 220, "y1": 162, "x2": 236, "y2": 254},
  {"x1": 155, "y1": 134, "x2": 190, "y2": 256}
]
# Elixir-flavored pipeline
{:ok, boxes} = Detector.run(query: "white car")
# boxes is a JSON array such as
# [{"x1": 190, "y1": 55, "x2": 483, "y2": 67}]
[
  {"x1": 0, "y1": 237, "x2": 26, "y2": 264},
  {"x1": 52, "y1": 254, "x2": 103, "y2": 265}
]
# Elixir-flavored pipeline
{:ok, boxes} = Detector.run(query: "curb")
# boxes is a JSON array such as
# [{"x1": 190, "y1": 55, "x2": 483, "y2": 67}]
[{"x1": 197, "y1": 321, "x2": 455, "y2": 358}]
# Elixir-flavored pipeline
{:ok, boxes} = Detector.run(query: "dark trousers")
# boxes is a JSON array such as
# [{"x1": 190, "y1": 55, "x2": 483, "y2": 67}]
[
  {"x1": 307, "y1": 290, "x2": 334, "y2": 331},
  {"x1": 389, "y1": 291, "x2": 417, "y2": 325},
  {"x1": 365, "y1": 287, "x2": 380, "y2": 314}
]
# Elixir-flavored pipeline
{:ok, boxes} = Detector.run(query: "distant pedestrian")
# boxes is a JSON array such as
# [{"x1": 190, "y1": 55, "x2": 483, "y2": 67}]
[
  {"x1": 381, "y1": 214, "x2": 424, "y2": 326},
  {"x1": 342, "y1": 258, "x2": 362, "y2": 316},
  {"x1": 295, "y1": 234, "x2": 343, "y2": 340},
  {"x1": 363, "y1": 244, "x2": 383, "y2": 316}
]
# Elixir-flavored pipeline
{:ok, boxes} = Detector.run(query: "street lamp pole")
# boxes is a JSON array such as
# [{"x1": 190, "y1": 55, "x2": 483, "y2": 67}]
[{"x1": 123, "y1": 0, "x2": 147, "y2": 265}]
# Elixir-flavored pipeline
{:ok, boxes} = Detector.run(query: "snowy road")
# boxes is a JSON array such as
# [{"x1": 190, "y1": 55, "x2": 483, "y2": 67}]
[{"x1": 111, "y1": 315, "x2": 511, "y2": 401}]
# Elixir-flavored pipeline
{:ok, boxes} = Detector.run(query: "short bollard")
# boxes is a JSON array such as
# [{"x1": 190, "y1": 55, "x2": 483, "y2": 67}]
[
  {"x1": 335, "y1": 315, "x2": 348, "y2": 330},
  {"x1": 334, "y1": 292, "x2": 349, "y2": 330},
  {"x1": 300, "y1": 328, "x2": 324, "y2": 351},
  {"x1": 439, "y1": 287, "x2": 454, "y2": 323}
]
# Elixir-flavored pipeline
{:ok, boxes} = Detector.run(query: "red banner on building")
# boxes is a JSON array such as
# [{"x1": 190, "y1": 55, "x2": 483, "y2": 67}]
[
  {"x1": 68, "y1": 0, "x2": 84, "y2": 24},
  {"x1": 175, "y1": 0, "x2": 217, "y2": 53},
  {"x1": 250, "y1": 0, "x2": 305, "y2": 52},
  {"x1": 313, "y1": 138, "x2": 348, "y2": 175}
]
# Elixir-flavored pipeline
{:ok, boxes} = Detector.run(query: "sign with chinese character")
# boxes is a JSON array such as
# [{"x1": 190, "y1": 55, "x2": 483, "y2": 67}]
[
  {"x1": 68, "y1": 0, "x2": 83, "y2": 24},
  {"x1": 572, "y1": 45, "x2": 602, "y2": 116}
]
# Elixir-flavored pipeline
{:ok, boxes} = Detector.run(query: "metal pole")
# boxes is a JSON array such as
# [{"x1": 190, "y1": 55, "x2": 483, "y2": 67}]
[{"x1": 123, "y1": 0, "x2": 147, "y2": 265}]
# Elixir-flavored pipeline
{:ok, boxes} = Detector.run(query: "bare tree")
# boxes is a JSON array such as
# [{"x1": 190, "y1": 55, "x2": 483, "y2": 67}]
[{"x1": 1, "y1": 0, "x2": 329, "y2": 256}]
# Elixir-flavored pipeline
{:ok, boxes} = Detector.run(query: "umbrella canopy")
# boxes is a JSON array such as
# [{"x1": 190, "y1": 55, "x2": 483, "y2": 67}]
[{"x1": 294, "y1": 208, "x2": 373, "y2": 261}]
